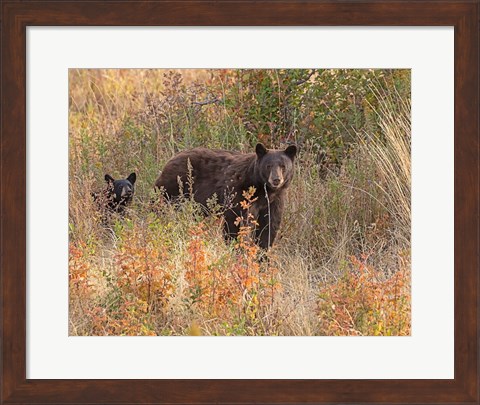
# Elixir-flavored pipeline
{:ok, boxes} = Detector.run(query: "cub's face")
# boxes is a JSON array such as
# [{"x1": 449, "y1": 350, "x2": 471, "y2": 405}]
[
  {"x1": 105, "y1": 172, "x2": 136, "y2": 206},
  {"x1": 255, "y1": 143, "x2": 297, "y2": 190}
]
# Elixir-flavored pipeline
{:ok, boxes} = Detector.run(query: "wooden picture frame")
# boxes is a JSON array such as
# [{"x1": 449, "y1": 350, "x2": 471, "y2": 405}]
[{"x1": 1, "y1": 1, "x2": 478, "y2": 403}]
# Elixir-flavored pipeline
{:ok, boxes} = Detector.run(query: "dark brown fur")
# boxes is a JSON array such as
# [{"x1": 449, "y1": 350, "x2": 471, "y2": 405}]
[{"x1": 155, "y1": 143, "x2": 296, "y2": 248}]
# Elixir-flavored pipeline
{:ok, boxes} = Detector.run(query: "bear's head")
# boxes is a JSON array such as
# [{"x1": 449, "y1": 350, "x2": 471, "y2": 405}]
[
  {"x1": 255, "y1": 143, "x2": 297, "y2": 190},
  {"x1": 104, "y1": 172, "x2": 137, "y2": 210}
]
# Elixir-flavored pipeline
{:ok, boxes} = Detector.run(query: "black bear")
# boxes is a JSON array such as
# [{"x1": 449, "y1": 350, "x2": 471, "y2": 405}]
[
  {"x1": 93, "y1": 172, "x2": 136, "y2": 214},
  {"x1": 155, "y1": 143, "x2": 296, "y2": 248}
]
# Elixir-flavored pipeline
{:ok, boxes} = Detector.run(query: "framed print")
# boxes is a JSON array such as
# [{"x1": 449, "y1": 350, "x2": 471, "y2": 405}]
[{"x1": 1, "y1": 1, "x2": 478, "y2": 404}]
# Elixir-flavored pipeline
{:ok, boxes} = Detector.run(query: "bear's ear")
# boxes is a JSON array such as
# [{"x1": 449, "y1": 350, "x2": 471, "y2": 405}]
[
  {"x1": 284, "y1": 145, "x2": 297, "y2": 160},
  {"x1": 105, "y1": 174, "x2": 115, "y2": 184},
  {"x1": 127, "y1": 172, "x2": 136, "y2": 185},
  {"x1": 255, "y1": 143, "x2": 268, "y2": 158}
]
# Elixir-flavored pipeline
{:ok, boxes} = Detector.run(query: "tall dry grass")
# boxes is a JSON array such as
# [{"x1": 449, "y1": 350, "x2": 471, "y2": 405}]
[{"x1": 69, "y1": 69, "x2": 411, "y2": 336}]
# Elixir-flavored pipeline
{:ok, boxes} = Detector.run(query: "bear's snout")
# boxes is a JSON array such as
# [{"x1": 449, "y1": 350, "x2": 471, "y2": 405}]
[
  {"x1": 121, "y1": 185, "x2": 133, "y2": 198},
  {"x1": 268, "y1": 167, "x2": 284, "y2": 189}
]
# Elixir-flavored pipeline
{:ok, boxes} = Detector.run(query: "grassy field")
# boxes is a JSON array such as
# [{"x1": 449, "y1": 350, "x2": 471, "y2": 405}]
[{"x1": 69, "y1": 69, "x2": 411, "y2": 336}]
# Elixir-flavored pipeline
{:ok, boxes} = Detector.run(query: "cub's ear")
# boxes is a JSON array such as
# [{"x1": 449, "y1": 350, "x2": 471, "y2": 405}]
[
  {"x1": 285, "y1": 145, "x2": 297, "y2": 160},
  {"x1": 255, "y1": 143, "x2": 268, "y2": 158},
  {"x1": 127, "y1": 172, "x2": 137, "y2": 185},
  {"x1": 105, "y1": 174, "x2": 115, "y2": 183}
]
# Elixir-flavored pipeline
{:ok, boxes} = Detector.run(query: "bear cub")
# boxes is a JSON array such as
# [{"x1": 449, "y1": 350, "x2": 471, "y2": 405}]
[
  {"x1": 94, "y1": 172, "x2": 137, "y2": 214},
  {"x1": 155, "y1": 143, "x2": 296, "y2": 248}
]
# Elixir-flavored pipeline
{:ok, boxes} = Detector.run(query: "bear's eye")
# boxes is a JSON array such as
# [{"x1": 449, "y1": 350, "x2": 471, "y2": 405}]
[
  {"x1": 280, "y1": 164, "x2": 286, "y2": 170},
  {"x1": 266, "y1": 164, "x2": 272, "y2": 170}
]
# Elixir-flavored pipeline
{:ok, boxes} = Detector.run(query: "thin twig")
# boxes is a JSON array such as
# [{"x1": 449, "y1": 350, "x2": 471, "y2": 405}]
[
  {"x1": 293, "y1": 70, "x2": 315, "y2": 86},
  {"x1": 264, "y1": 183, "x2": 271, "y2": 248}
]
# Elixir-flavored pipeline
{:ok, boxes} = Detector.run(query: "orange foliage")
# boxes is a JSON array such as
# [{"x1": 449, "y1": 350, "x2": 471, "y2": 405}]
[
  {"x1": 90, "y1": 226, "x2": 174, "y2": 335},
  {"x1": 184, "y1": 187, "x2": 281, "y2": 326},
  {"x1": 115, "y1": 233, "x2": 173, "y2": 313},
  {"x1": 318, "y1": 252, "x2": 411, "y2": 336},
  {"x1": 69, "y1": 242, "x2": 91, "y2": 296}
]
